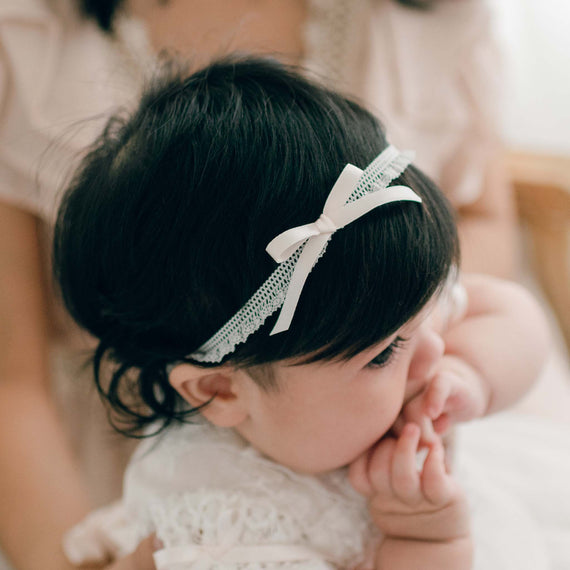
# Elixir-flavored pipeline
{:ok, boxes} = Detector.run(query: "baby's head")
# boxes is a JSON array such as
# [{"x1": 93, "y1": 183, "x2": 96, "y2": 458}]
[{"x1": 54, "y1": 57, "x2": 458, "y2": 472}]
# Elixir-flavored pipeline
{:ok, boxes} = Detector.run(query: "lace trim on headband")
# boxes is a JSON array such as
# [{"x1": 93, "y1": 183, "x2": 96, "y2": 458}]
[{"x1": 190, "y1": 146, "x2": 415, "y2": 363}]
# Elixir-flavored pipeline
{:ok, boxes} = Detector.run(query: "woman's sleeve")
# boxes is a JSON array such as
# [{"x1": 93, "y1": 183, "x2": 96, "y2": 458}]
[
  {"x1": 0, "y1": 6, "x2": 48, "y2": 214},
  {"x1": 0, "y1": 0, "x2": 128, "y2": 220}
]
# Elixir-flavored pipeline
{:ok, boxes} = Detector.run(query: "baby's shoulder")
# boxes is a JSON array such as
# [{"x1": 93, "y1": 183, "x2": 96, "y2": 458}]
[
  {"x1": 125, "y1": 421, "x2": 364, "y2": 502},
  {"x1": 125, "y1": 421, "x2": 281, "y2": 496}
]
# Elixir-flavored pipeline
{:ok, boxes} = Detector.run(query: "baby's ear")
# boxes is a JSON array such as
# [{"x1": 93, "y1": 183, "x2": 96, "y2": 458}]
[{"x1": 169, "y1": 363, "x2": 249, "y2": 427}]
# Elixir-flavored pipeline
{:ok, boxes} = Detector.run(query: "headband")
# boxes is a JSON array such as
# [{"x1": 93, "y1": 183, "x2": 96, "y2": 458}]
[{"x1": 189, "y1": 145, "x2": 421, "y2": 363}]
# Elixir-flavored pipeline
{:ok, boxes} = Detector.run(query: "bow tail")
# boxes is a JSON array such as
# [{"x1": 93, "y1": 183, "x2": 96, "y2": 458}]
[{"x1": 270, "y1": 234, "x2": 331, "y2": 335}]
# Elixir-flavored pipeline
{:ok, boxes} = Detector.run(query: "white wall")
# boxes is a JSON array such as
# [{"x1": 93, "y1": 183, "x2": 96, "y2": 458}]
[{"x1": 494, "y1": 0, "x2": 570, "y2": 154}]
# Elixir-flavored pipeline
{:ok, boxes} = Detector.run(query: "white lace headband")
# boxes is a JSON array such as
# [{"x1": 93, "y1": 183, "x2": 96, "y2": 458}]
[{"x1": 189, "y1": 145, "x2": 421, "y2": 363}]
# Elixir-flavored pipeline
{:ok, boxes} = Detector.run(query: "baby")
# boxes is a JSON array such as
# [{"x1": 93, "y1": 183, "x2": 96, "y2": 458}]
[{"x1": 54, "y1": 58, "x2": 549, "y2": 570}]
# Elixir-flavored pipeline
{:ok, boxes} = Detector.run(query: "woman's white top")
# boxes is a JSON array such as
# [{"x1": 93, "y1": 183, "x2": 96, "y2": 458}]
[
  {"x1": 305, "y1": 0, "x2": 504, "y2": 206},
  {"x1": 0, "y1": 0, "x2": 148, "y2": 220},
  {"x1": 0, "y1": 0, "x2": 503, "y2": 223}
]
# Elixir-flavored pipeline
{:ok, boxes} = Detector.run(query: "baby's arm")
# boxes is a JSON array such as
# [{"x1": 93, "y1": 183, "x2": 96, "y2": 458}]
[
  {"x1": 443, "y1": 274, "x2": 549, "y2": 414},
  {"x1": 402, "y1": 274, "x2": 550, "y2": 437},
  {"x1": 349, "y1": 424, "x2": 472, "y2": 570}
]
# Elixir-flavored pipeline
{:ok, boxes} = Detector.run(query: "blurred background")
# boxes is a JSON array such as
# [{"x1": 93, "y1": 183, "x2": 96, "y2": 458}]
[
  {"x1": 0, "y1": 1, "x2": 568, "y2": 568},
  {"x1": 497, "y1": 0, "x2": 570, "y2": 154},
  {"x1": 496, "y1": 0, "x2": 570, "y2": 155},
  {"x1": 489, "y1": 0, "x2": 570, "y2": 425}
]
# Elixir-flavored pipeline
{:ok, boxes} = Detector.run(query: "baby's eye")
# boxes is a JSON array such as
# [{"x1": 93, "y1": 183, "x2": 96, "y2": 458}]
[{"x1": 366, "y1": 336, "x2": 407, "y2": 369}]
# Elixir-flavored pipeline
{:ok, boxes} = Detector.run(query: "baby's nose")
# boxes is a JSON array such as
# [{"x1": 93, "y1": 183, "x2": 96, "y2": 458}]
[
  {"x1": 409, "y1": 327, "x2": 445, "y2": 382},
  {"x1": 427, "y1": 327, "x2": 445, "y2": 361}
]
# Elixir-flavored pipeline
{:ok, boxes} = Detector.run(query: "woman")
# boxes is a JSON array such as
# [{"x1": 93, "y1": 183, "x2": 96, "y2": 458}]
[{"x1": 0, "y1": 1, "x2": 515, "y2": 568}]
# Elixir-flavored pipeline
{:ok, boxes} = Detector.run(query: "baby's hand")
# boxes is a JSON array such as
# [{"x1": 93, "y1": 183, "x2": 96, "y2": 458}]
[
  {"x1": 349, "y1": 424, "x2": 470, "y2": 543},
  {"x1": 398, "y1": 355, "x2": 490, "y2": 442}
]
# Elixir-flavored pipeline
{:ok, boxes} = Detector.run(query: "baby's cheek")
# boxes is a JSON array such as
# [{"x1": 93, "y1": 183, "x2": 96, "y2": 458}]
[{"x1": 403, "y1": 376, "x2": 427, "y2": 402}]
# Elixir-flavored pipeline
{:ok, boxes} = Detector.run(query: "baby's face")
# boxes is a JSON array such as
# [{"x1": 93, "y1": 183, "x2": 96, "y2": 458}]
[{"x1": 235, "y1": 309, "x2": 445, "y2": 474}]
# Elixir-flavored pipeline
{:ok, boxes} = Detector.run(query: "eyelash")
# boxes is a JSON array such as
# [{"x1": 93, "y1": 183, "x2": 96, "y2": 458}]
[{"x1": 366, "y1": 336, "x2": 408, "y2": 369}]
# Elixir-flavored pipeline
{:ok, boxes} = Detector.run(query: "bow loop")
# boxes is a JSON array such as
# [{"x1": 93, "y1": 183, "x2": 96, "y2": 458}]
[{"x1": 266, "y1": 164, "x2": 363, "y2": 263}]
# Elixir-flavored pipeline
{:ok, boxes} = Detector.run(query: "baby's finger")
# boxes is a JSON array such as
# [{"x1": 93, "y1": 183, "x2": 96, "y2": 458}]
[
  {"x1": 432, "y1": 413, "x2": 451, "y2": 435},
  {"x1": 401, "y1": 396, "x2": 437, "y2": 445},
  {"x1": 424, "y1": 374, "x2": 452, "y2": 420},
  {"x1": 421, "y1": 441, "x2": 453, "y2": 505},
  {"x1": 391, "y1": 423, "x2": 422, "y2": 504},
  {"x1": 366, "y1": 437, "x2": 397, "y2": 495},
  {"x1": 418, "y1": 416, "x2": 438, "y2": 445},
  {"x1": 401, "y1": 392, "x2": 424, "y2": 424},
  {"x1": 348, "y1": 448, "x2": 374, "y2": 496}
]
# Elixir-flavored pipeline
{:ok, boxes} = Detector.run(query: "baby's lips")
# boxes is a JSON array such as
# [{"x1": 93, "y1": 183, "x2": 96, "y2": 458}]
[{"x1": 391, "y1": 413, "x2": 437, "y2": 447}]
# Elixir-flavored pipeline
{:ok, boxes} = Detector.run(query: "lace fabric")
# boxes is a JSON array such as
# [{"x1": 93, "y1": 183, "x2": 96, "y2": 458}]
[
  {"x1": 119, "y1": 423, "x2": 374, "y2": 570},
  {"x1": 147, "y1": 489, "x2": 370, "y2": 570},
  {"x1": 63, "y1": 417, "x2": 570, "y2": 570}
]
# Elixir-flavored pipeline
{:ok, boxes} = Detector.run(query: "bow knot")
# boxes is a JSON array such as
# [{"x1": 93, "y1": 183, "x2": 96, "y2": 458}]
[{"x1": 314, "y1": 213, "x2": 337, "y2": 235}]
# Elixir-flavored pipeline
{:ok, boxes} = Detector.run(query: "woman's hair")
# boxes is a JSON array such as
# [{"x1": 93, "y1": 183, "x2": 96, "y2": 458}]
[
  {"x1": 79, "y1": 0, "x2": 124, "y2": 32},
  {"x1": 54, "y1": 57, "x2": 459, "y2": 434}
]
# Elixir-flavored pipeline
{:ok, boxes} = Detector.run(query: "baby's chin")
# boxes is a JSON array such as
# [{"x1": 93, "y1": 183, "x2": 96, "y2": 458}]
[
  {"x1": 257, "y1": 447, "x2": 361, "y2": 476},
  {"x1": 277, "y1": 441, "x2": 389, "y2": 476}
]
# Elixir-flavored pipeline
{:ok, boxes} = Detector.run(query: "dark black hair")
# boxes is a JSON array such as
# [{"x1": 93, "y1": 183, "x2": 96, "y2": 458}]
[
  {"x1": 79, "y1": 0, "x2": 124, "y2": 32},
  {"x1": 54, "y1": 56, "x2": 458, "y2": 434}
]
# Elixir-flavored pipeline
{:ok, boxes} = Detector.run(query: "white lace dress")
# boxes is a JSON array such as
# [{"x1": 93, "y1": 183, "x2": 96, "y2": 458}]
[
  {"x1": 64, "y1": 417, "x2": 570, "y2": 570},
  {"x1": 65, "y1": 421, "x2": 376, "y2": 570}
]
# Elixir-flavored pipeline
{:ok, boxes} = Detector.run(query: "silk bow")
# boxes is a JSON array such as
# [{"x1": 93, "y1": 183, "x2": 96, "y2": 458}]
[{"x1": 265, "y1": 164, "x2": 422, "y2": 335}]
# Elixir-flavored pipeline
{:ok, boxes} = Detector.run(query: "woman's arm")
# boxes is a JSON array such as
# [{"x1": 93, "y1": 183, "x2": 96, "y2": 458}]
[
  {"x1": 455, "y1": 154, "x2": 519, "y2": 280},
  {"x1": 0, "y1": 201, "x2": 90, "y2": 569},
  {"x1": 376, "y1": 537, "x2": 472, "y2": 570}
]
